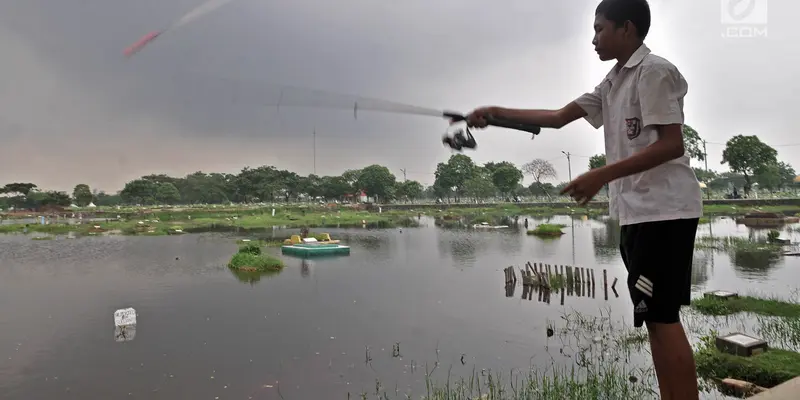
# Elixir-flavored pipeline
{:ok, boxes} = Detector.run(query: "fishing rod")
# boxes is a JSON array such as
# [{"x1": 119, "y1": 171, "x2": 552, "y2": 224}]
[
  {"x1": 122, "y1": 0, "x2": 543, "y2": 151},
  {"x1": 124, "y1": 0, "x2": 236, "y2": 57},
  {"x1": 177, "y1": 73, "x2": 545, "y2": 152}
]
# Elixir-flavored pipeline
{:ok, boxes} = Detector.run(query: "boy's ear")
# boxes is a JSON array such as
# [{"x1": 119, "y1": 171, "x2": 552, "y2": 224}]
[{"x1": 622, "y1": 20, "x2": 637, "y2": 38}]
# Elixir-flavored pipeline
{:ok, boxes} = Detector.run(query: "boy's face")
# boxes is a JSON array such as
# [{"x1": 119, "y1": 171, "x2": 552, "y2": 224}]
[{"x1": 592, "y1": 15, "x2": 625, "y2": 61}]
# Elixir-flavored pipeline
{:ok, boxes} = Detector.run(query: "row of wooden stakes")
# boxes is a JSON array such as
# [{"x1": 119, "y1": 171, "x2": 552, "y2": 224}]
[{"x1": 503, "y1": 262, "x2": 621, "y2": 303}]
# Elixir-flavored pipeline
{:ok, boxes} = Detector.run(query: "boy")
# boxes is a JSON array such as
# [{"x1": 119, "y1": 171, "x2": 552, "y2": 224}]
[{"x1": 461, "y1": 0, "x2": 701, "y2": 398}]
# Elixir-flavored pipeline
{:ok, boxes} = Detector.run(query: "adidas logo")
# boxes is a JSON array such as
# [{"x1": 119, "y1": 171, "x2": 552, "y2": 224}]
[
  {"x1": 635, "y1": 300, "x2": 648, "y2": 313},
  {"x1": 634, "y1": 275, "x2": 653, "y2": 297}
]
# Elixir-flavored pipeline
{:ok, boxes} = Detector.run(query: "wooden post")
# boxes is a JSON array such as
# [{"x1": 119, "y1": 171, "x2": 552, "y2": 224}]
[
  {"x1": 603, "y1": 269, "x2": 608, "y2": 301},
  {"x1": 560, "y1": 281, "x2": 566, "y2": 305},
  {"x1": 565, "y1": 267, "x2": 572, "y2": 296},
  {"x1": 590, "y1": 269, "x2": 596, "y2": 298},
  {"x1": 611, "y1": 277, "x2": 619, "y2": 298}
]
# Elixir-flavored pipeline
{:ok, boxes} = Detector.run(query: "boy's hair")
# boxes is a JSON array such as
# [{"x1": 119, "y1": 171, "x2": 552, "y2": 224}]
[{"x1": 595, "y1": 0, "x2": 651, "y2": 39}]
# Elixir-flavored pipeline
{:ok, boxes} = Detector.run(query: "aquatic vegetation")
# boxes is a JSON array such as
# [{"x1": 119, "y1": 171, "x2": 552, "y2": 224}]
[
  {"x1": 691, "y1": 295, "x2": 800, "y2": 318},
  {"x1": 227, "y1": 243, "x2": 284, "y2": 272},
  {"x1": 695, "y1": 331, "x2": 800, "y2": 389},
  {"x1": 418, "y1": 364, "x2": 657, "y2": 400},
  {"x1": 353, "y1": 309, "x2": 659, "y2": 400},
  {"x1": 527, "y1": 224, "x2": 566, "y2": 237}
]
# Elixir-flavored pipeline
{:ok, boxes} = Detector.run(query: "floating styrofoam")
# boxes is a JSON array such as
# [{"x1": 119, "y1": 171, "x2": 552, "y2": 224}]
[{"x1": 114, "y1": 308, "x2": 137, "y2": 326}]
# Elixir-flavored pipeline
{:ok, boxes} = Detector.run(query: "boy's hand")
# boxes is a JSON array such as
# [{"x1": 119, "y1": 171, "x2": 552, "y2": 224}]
[
  {"x1": 461, "y1": 106, "x2": 498, "y2": 128},
  {"x1": 561, "y1": 168, "x2": 610, "y2": 205}
]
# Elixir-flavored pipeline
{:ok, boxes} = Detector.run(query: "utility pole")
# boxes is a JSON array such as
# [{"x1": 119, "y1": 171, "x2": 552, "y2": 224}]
[
  {"x1": 313, "y1": 128, "x2": 317, "y2": 175},
  {"x1": 702, "y1": 140, "x2": 710, "y2": 199},
  {"x1": 562, "y1": 151, "x2": 572, "y2": 181},
  {"x1": 400, "y1": 168, "x2": 407, "y2": 181}
]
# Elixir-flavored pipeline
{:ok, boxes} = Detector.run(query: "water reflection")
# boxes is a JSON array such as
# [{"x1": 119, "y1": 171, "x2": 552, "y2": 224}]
[
  {"x1": 439, "y1": 233, "x2": 483, "y2": 265},
  {"x1": 591, "y1": 217, "x2": 621, "y2": 263},
  {"x1": 228, "y1": 266, "x2": 282, "y2": 285},
  {"x1": 1, "y1": 217, "x2": 799, "y2": 399},
  {"x1": 729, "y1": 248, "x2": 783, "y2": 278},
  {"x1": 691, "y1": 250, "x2": 712, "y2": 288}
]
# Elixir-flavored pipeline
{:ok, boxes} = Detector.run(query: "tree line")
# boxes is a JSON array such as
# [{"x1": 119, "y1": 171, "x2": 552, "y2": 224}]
[{"x1": 0, "y1": 128, "x2": 796, "y2": 209}]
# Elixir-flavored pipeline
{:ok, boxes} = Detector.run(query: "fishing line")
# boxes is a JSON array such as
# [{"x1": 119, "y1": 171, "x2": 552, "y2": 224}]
[{"x1": 123, "y1": 0, "x2": 544, "y2": 150}]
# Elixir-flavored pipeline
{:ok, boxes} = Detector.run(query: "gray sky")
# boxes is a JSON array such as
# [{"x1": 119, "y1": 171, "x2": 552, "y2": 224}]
[{"x1": 0, "y1": 0, "x2": 795, "y2": 192}]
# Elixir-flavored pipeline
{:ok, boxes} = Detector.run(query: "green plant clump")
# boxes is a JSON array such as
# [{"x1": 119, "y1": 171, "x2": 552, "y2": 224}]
[
  {"x1": 695, "y1": 333, "x2": 800, "y2": 388},
  {"x1": 228, "y1": 243, "x2": 284, "y2": 272},
  {"x1": 527, "y1": 224, "x2": 566, "y2": 237},
  {"x1": 691, "y1": 295, "x2": 800, "y2": 318}
]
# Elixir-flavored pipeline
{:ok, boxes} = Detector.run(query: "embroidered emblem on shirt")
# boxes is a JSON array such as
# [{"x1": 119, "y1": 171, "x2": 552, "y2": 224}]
[{"x1": 625, "y1": 117, "x2": 642, "y2": 140}]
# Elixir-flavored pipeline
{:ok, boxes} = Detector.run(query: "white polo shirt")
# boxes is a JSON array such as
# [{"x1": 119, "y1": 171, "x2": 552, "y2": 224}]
[{"x1": 574, "y1": 44, "x2": 702, "y2": 226}]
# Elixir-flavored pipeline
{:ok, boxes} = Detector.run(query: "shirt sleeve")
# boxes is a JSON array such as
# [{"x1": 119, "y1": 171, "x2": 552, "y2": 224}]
[
  {"x1": 637, "y1": 63, "x2": 688, "y2": 128},
  {"x1": 573, "y1": 85, "x2": 604, "y2": 129}
]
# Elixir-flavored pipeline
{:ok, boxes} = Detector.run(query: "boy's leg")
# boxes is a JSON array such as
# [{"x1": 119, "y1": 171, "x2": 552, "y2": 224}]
[{"x1": 620, "y1": 218, "x2": 699, "y2": 400}]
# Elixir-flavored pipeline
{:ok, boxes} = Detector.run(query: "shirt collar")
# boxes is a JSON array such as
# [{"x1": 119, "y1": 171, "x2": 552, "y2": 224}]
[{"x1": 604, "y1": 43, "x2": 651, "y2": 81}]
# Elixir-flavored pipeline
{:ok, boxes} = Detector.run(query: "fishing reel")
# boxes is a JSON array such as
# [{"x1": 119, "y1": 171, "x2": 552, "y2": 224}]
[{"x1": 442, "y1": 124, "x2": 477, "y2": 152}]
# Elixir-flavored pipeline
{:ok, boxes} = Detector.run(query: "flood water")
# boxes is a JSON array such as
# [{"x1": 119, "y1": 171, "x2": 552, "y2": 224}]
[{"x1": 0, "y1": 215, "x2": 798, "y2": 399}]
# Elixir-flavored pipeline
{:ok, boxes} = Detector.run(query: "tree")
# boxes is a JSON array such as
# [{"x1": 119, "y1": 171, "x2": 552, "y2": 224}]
[
  {"x1": 588, "y1": 154, "x2": 606, "y2": 170},
  {"x1": 155, "y1": 182, "x2": 181, "y2": 204},
  {"x1": 94, "y1": 191, "x2": 122, "y2": 207},
  {"x1": 682, "y1": 124, "x2": 705, "y2": 162},
  {"x1": 755, "y1": 161, "x2": 796, "y2": 191},
  {"x1": 721, "y1": 135, "x2": 778, "y2": 195},
  {"x1": 355, "y1": 164, "x2": 397, "y2": 202},
  {"x1": 588, "y1": 154, "x2": 609, "y2": 196},
  {"x1": 434, "y1": 154, "x2": 477, "y2": 201},
  {"x1": 120, "y1": 179, "x2": 159, "y2": 205},
  {"x1": 319, "y1": 176, "x2": 352, "y2": 201},
  {"x1": 181, "y1": 172, "x2": 231, "y2": 204},
  {"x1": 528, "y1": 182, "x2": 555, "y2": 196},
  {"x1": 341, "y1": 169, "x2": 363, "y2": 197},
  {"x1": 693, "y1": 167, "x2": 717, "y2": 184},
  {"x1": 72, "y1": 184, "x2": 93, "y2": 206},
  {"x1": 490, "y1": 164, "x2": 523, "y2": 198},
  {"x1": 2, "y1": 183, "x2": 37, "y2": 196},
  {"x1": 522, "y1": 159, "x2": 557, "y2": 200},
  {"x1": 395, "y1": 180, "x2": 424, "y2": 203},
  {"x1": 464, "y1": 174, "x2": 496, "y2": 200}
]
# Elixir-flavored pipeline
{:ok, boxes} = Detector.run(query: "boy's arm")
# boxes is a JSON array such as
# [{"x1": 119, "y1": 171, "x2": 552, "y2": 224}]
[
  {"x1": 489, "y1": 85, "x2": 604, "y2": 129},
  {"x1": 599, "y1": 63, "x2": 688, "y2": 182},
  {"x1": 598, "y1": 125, "x2": 684, "y2": 182}
]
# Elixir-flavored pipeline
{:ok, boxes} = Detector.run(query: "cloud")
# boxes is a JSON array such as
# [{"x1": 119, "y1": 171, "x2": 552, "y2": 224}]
[{"x1": 1, "y1": 0, "x2": 798, "y2": 192}]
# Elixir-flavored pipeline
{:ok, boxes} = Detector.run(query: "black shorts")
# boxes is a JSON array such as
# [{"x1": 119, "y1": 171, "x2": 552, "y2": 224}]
[{"x1": 619, "y1": 217, "x2": 699, "y2": 327}]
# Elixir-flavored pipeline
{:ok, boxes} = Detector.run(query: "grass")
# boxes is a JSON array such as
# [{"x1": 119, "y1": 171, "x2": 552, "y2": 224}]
[
  {"x1": 695, "y1": 331, "x2": 800, "y2": 388},
  {"x1": 227, "y1": 243, "x2": 284, "y2": 272},
  {"x1": 3, "y1": 202, "x2": 800, "y2": 237},
  {"x1": 349, "y1": 308, "x2": 659, "y2": 400},
  {"x1": 417, "y1": 365, "x2": 657, "y2": 399},
  {"x1": 757, "y1": 315, "x2": 800, "y2": 351},
  {"x1": 691, "y1": 295, "x2": 800, "y2": 318},
  {"x1": 694, "y1": 235, "x2": 784, "y2": 252},
  {"x1": 527, "y1": 224, "x2": 566, "y2": 237},
  {"x1": 0, "y1": 208, "x2": 416, "y2": 236}
]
